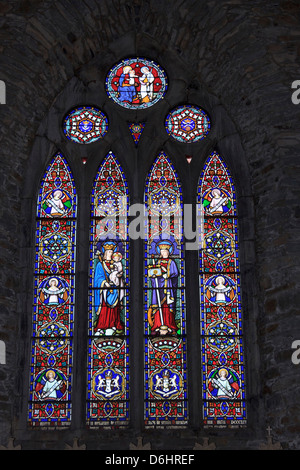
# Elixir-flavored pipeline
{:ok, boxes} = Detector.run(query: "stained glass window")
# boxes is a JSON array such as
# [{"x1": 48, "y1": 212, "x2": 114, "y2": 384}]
[
  {"x1": 106, "y1": 58, "x2": 168, "y2": 109},
  {"x1": 144, "y1": 151, "x2": 187, "y2": 426},
  {"x1": 198, "y1": 151, "x2": 247, "y2": 427},
  {"x1": 28, "y1": 153, "x2": 77, "y2": 428},
  {"x1": 165, "y1": 105, "x2": 210, "y2": 143},
  {"x1": 87, "y1": 151, "x2": 130, "y2": 427},
  {"x1": 63, "y1": 106, "x2": 108, "y2": 144},
  {"x1": 128, "y1": 122, "x2": 145, "y2": 145}
]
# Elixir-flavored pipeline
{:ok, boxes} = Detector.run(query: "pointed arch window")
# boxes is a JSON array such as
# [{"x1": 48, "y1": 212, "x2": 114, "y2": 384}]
[
  {"x1": 28, "y1": 153, "x2": 77, "y2": 428},
  {"x1": 144, "y1": 151, "x2": 187, "y2": 426},
  {"x1": 87, "y1": 151, "x2": 130, "y2": 427},
  {"x1": 198, "y1": 151, "x2": 247, "y2": 426}
]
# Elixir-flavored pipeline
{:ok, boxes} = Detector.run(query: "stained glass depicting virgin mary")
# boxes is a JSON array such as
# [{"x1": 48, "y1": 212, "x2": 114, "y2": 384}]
[
  {"x1": 202, "y1": 187, "x2": 232, "y2": 216},
  {"x1": 93, "y1": 240, "x2": 125, "y2": 336},
  {"x1": 147, "y1": 239, "x2": 179, "y2": 336}
]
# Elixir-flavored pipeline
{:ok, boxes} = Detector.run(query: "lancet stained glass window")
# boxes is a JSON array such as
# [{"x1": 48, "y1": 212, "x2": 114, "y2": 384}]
[
  {"x1": 28, "y1": 153, "x2": 77, "y2": 428},
  {"x1": 144, "y1": 151, "x2": 187, "y2": 426},
  {"x1": 87, "y1": 151, "x2": 130, "y2": 427},
  {"x1": 198, "y1": 151, "x2": 246, "y2": 427},
  {"x1": 63, "y1": 106, "x2": 108, "y2": 144},
  {"x1": 165, "y1": 105, "x2": 210, "y2": 143}
]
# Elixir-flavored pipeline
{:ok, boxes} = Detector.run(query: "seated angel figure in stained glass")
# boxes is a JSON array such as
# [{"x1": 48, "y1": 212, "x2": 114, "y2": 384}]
[{"x1": 147, "y1": 240, "x2": 179, "y2": 336}]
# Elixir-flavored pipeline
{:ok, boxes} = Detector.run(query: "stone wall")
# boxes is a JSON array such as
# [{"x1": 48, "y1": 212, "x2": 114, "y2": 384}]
[{"x1": 0, "y1": 0, "x2": 299, "y2": 450}]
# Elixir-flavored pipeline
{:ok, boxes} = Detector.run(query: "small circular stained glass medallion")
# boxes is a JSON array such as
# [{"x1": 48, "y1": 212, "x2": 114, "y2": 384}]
[
  {"x1": 105, "y1": 57, "x2": 168, "y2": 109},
  {"x1": 165, "y1": 104, "x2": 210, "y2": 143},
  {"x1": 63, "y1": 106, "x2": 108, "y2": 144}
]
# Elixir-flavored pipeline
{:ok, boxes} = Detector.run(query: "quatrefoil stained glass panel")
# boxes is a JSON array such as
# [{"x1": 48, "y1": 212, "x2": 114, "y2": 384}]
[{"x1": 165, "y1": 105, "x2": 210, "y2": 143}]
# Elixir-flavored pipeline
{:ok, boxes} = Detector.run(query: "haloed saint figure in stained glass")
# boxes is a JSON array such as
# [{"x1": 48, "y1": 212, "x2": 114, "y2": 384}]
[{"x1": 93, "y1": 240, "x2": 125, "y2": 336}]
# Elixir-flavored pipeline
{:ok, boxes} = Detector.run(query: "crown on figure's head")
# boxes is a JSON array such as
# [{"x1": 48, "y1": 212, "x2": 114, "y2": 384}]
[
  {"x1": 156, "y1": 239, "x2": 174, "y2": 254},
  {"x1": 105, "y1": 370, "x2": 113, "y2": 378},
  {"x1": 163, "y1": 370, "x2": 170, "y2": 378}
]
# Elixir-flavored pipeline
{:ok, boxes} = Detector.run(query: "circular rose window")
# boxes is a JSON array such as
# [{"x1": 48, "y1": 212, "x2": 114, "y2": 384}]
[
  {"x1": 105, "y1": 57, "x2": 168, "y2": 110},
  {"x1": 63, "y1": 106, "x2": 108, "y2": 144},
  {"x1": 165, "y1": 104, "x2": 210, "y2": 143}
]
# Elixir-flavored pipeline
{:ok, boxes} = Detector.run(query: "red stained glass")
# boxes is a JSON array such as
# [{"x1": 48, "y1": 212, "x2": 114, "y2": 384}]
[
  {"x1": 198, "y1": 151, "x2": 246, "y2": 427},
  {"x1": 87, "y1": 151, "x2": 130, "y2": 427}
]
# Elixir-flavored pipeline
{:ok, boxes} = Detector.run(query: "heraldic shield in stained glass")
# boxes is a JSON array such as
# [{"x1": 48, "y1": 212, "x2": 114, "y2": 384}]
[
  {"x1": 87, "y1": 151, "x2": 130, "y2": 427},
  {"x1": 144, "y1": 151, "x2": 187, "y2": 426},
  {"x1": 63, "y1": 106, "x2": 108, "y2": 144},
  {"x1": 198, "y1": 151, "x2": 247, "y2": 427},
  {"x1": 106, "y1": 58, "x2": 168, "y2": 110},
  {"x1": 165, "y1": 104, "x2": 210, "y2": 143},
  {"x1": 28, "y1": 153, "x2": 77, "y2": 428}
]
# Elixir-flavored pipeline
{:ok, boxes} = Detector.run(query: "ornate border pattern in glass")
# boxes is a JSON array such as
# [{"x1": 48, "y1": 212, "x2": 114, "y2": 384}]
[
  {"x1": 165, "y1": 105, "x2": 210, "y2": 143},
  {"x1": 63, "y1": 106, "x2": 108, "y2": 144},
  {"x1": 144, "y1": 151, "x2": 187, "y2": 426},
  {"x1": 28, "y1": 153, "x2": 77, "y2": 428},
  {"x1": 198, "y1": 151, "x2": 247, "y2": 427},
  {"x1": 106, "y1": 58, "x2": 168, "y2": 110},
  {"x1": 87, "y1": 151, "x2": 130, "y2": 427}
]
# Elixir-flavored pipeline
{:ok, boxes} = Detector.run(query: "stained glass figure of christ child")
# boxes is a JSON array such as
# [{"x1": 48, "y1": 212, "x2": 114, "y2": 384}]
[{"x1": 147, "y1": 240, "x2": 179, "y2": 336}]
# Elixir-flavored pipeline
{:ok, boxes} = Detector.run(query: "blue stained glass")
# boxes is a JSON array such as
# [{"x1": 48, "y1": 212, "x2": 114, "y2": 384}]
[
  {"x1": 106, "y1": 58, "x2": 168, "y2": 110},
  {"x1": 87, "y1": 151, "x2": 130, "y2": 427},
  {"x1": 165, "y1": 105, "x2": 210, "y2": 143},
  {"x1": 144, "y1": 151, "x2": 188, "y2": 426}
]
